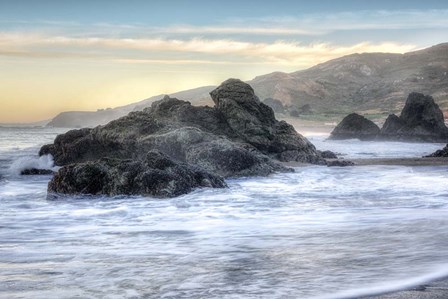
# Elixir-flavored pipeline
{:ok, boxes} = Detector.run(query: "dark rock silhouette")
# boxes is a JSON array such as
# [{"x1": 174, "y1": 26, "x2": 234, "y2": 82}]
[
  {"x1": 380, "y1": 92, "x2": 448, "y2": 142},
  {"x1": 48, "y1": 151, "x2": 227, "y2": 198},
  {"x1": 425, "y1": 144, "x2": 448, "y2": 157},
  {"x1": 42, "y1": 79, "x2": 323, "y2": 197},
  {"x1": 329, "y1": 113, "x2": 380, "y2": 140},
  {"x1": 380, "y1": 114, "x2": 405, "y2": 139},
  {"x1": 331, "y1": 93, "x2": 448, "y2": 142}
]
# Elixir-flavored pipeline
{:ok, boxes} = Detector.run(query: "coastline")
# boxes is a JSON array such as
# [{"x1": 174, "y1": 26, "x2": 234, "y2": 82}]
[
  {"x1": 282, "y1": 157, "x2": 448, "y2": 168},
  {"x1": 350, "y1": 157, "x2": 448, "y2": 166}
]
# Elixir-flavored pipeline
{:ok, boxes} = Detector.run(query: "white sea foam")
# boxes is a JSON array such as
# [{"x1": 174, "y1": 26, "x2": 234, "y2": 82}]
[
  {"x1": 1, "y1": 126, "x2": 448, "y2": 299},
  {"x1": 8, "y1": 154, "x2": 59, "y2": 175}
]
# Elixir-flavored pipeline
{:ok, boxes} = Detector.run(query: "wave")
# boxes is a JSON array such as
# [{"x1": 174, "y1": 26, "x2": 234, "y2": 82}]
[{"x1": 8, "y1": 154, "x2": 59, "y2": 176}]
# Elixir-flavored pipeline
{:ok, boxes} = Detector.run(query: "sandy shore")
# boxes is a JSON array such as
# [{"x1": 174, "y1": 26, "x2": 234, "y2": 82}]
[
  {"x1": 350, "y1": 157, "x2": 448, "y2": 166},
  {"x1": 360, "y1": 278, "x2": 448, "y2": 299}
]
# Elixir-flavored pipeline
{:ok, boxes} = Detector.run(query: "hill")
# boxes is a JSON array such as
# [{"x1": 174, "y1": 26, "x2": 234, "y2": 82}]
[{"x1": 47, "y1": 43, "x2": 448, "y2": 127}]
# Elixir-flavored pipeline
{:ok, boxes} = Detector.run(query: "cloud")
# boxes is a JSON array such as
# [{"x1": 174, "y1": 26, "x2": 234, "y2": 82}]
[
  {"x1": 2, "y1": 9, "x2": 448, "y2": 38},
  {"x1": 0, "y1": 32, "x2": 418, "y2": 68}
]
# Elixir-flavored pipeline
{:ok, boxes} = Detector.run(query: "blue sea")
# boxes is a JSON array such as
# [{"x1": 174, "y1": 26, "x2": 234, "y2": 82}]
[{"x1": 0, "y1": 126, "x2": 447, "y2": 299}]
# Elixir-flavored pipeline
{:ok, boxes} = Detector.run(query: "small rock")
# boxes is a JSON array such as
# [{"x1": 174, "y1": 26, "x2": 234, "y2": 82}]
[
  {"x1": 319, "y1": 150, "x2": 338, "y2": 159},
  {"x1": 329, "y1": 113, "x2": 380, "y2": 140},
  {"x1": 21, "y1": 168, "x2": 55, "y2": 175},
  {"x1": 425, "y1": 144, "x2": 448, "y2": 157},
  {"x1": 326, "y1": 160, "x2": 355, "y2": 167}
]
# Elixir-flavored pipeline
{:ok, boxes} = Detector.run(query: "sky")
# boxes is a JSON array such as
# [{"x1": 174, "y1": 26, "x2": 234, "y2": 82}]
[{"x1": 1, "y1": 0, "x2": 447, "y2": 123}]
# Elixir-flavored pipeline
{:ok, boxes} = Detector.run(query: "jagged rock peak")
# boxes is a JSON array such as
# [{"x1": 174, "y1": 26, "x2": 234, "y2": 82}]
[
  {"x1": 400, "y1": 92, "x2": 446, "y2": 131},
  {"x1": 210, "y1": 78, "x2": 260, "y2": 105}
]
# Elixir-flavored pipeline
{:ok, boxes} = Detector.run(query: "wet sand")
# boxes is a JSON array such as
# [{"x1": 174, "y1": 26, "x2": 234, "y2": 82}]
[
  {"x1": 283, "y1": 157, "x2": 448, "y2": 168},
  {"x1": 350, "y1": 157, "x2": 448, "y2": 166}
]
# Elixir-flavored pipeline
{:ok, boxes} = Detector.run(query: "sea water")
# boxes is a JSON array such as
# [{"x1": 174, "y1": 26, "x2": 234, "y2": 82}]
[{"x1": 0, "y1": 127, "x2": 447, "y2": 299}]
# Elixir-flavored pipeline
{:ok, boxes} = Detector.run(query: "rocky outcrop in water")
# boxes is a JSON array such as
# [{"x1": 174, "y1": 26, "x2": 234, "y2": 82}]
[
  {"x1": 48, "y1": 151, "x2": 227, "y2": 197},
  {"x1": 42, "y1": 79, "x2": 323, "y2": 197},
  {"x1": 329, "y1": 113, "x2": 380, "y2": 140},
  {"x1": 425, "y1": 144, "x2": 448, "y2": 157},
  {"x1": 330, "y1": 93, "x2": 448, "y2": 142},
  {"x1": 379, "y1": 92, "x2": 448, "y2": 142}
]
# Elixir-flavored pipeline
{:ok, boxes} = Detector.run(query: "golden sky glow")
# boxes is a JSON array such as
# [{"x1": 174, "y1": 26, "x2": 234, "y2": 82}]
[{"x1": 1, "y1": 4, "x2": 447, "y2": 123}]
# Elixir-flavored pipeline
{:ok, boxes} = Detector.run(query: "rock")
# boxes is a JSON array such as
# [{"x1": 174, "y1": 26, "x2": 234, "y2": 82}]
[
  {"x1": 326, "y1": 160, "x2": 355, "y2": 167},
  {"x1": 48, "y1": 151, "x2": 227, "y2": 198},
  {"x1": 379, "y1": 92, "x2": 448, "y2": 142},
  {"x1": 42, "y1": 79, "x2": 323, "y2": 197},
  {"x1": 210, "y1": 79, "x2": 322, "y2": 164},
  {"x1": 380, "y1": 114, "x2": 405, "y2": 138},
  {"x1": 290, "y1": 110, "x2": 300, "y2": 117},
  {"x1": 329, "y1": 113, "x2": 380, "y2": 140},
  {"x1": 263, "y1": 98, "x2": 285, "y2": 114},
  {"x1": 21, "y1": 168, "x2": 55, "y2": 175},
  {"x1": 319, "y1": 150, "x2": 338, "y2": 159},
  {"x1": 298, "y1": 104, "x2": 312, "y2": 114},
  {"x1": 425, "y1": 144, "x2": 448, "y2": 157}
]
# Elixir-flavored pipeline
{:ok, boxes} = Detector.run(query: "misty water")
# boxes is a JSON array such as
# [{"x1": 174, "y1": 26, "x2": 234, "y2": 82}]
[{"x1": 1, "y1": 127, "x2": 448, "y2": 299}]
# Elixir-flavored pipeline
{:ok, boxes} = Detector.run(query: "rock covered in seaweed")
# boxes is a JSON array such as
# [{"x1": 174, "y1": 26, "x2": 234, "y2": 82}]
[
  {"x1": 48, "y1": 151, "x2": 227, "y2": 198},
  {"x1": 329, "y1": 113, "x2": 380, "y2": 140}
]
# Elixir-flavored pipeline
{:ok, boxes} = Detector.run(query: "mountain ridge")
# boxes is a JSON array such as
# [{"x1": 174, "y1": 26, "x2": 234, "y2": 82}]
[{"x1": 47, "y1": 43, "x2": 448, "y2": 128}]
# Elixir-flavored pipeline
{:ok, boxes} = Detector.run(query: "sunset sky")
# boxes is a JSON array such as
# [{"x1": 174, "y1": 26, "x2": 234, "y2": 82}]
[{"x1": 1, "y1": 0, "x2": 447, "y2": 123}]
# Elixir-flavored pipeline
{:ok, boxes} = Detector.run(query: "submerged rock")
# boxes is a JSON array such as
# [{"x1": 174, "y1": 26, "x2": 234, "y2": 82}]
[
  {"x1": 42, "y1": 79, "x2": 323, "y2": 197},
  {"x1": 48, "y1": 151, "x2": 227, "y2": 198},
  {"x1": 380, "y1": 92, "x2": 448, "y2": 142},
  {"x1": 329, "y1": 113, "x2": 380, "y2": 140},
  {"x1": 425, "y1": 144, "x2": 448, "y2": 157}
]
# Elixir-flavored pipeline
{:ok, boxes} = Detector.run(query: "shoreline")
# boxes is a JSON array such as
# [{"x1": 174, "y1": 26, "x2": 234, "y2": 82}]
[
  {"x1": 361, "y1": 277, "x2": 448, "y2": 299},
  {"x1": 350, "y1": 157, "x2": 448, "y2": 166},
  {"x1": 283, "y1": 157, "x2": 448, "y2": 168}
]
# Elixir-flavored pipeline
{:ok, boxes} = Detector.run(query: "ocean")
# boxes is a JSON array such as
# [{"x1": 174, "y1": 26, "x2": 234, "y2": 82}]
[{"x1": 0, "y1": 126, "x2": 447, "y2": 299}]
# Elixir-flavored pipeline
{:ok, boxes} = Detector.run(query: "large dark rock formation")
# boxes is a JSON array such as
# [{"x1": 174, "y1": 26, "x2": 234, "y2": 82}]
[
  {"x1": 42, "y1": 79, "x2": 323, "y2": 197},
  {"x1": 425, "y1": 144, "x2": 448, "y2": 157},
  {"x1": 330, "y1": 93, "x2": 448, "y2": 142},
  {"x1": 48, "y1": 151, "x2": 227, "y2": 198},
  {"x1": 380, "y1": 92, "x2": 448, "y2": 142},
  {"x1": 329, "y1": 113, "x2": 380, "y2": 140}
]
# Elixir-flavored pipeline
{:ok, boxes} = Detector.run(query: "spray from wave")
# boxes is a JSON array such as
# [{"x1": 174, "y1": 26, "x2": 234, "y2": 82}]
[{"x1": 8, "y1": 154, "x2": 59, "y2": 176}]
